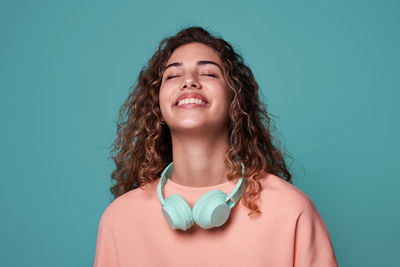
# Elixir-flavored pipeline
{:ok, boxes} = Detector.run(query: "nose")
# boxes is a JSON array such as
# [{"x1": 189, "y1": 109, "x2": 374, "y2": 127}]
[{"x1": 181, "y1": 73, "x2": 202, "y2": 90}]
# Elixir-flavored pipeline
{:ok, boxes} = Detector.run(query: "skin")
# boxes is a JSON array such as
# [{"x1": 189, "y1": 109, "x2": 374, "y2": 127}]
[{"x1": 159, "y1": 42, "x2": 232, "y2": 187}]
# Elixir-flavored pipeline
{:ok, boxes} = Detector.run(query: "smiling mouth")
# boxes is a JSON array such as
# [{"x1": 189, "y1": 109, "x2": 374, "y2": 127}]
[{"x1": 175, "y1": 98, "x2": 209, "y2": 107}]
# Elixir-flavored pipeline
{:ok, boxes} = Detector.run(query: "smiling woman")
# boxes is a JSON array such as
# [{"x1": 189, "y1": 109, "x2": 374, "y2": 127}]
[{"x1": 93, "y1": 26, "x2": 338, "y2": 267}]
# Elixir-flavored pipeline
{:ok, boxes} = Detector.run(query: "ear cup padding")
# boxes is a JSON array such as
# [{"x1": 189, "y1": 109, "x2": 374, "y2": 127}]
[
  {"x1": 162, "y1": 194, "x2": 194, "y2": 231},
  {"x1": 192, "y1": 190, "x2": 230, "y2": 229}
]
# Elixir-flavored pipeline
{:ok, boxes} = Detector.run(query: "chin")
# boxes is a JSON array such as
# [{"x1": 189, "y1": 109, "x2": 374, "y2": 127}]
[
  {"x1": 177, "y1": 120, "x2": 207, "y2": 129},
  {"x1": 169, "y1": 120, "x2": 212, "y2": 133}
]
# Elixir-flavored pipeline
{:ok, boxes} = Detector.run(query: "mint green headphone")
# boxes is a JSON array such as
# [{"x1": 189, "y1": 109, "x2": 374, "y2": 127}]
[{"x1": 157, "y1": 162, "x2": 246, "y2": 231}]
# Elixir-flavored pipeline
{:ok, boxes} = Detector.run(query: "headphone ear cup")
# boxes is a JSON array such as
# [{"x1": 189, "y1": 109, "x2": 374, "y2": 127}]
[
  {"x1": 162, "y1": 194, "x2": 194, "y2": 231},
  {"x1": 192, "y1": 190, "x2": 231, "y2": 229}
]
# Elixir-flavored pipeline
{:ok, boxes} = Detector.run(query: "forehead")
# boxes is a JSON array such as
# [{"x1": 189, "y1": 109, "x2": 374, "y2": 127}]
[{"x1": 166, "y1": 42, "x2": 222, "y2": 66}]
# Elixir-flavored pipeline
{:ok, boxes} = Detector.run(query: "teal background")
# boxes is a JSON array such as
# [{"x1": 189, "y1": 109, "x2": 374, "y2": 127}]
[{"x1": 1, "y1": 0, "x2": 399, "y2": 266}]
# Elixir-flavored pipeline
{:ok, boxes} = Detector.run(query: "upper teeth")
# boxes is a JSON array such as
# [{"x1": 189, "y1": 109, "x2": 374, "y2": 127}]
[{"x1": 177, "y1": 98, "x2": 206, "y2": 106}]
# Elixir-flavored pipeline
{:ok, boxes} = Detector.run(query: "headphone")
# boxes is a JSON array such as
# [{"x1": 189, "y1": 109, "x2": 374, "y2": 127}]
[{"x1": 157, "y1": 162, "x2": 246, "y2": 231}]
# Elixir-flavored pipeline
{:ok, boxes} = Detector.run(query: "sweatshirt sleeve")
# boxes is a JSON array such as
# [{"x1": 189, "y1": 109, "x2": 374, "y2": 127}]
[
  {"x1": 93, "y1": 211, "x2": 118, "y2": 267},
  {"x1": 293, "y1": 196, "x2": 338, "y2": 267}
]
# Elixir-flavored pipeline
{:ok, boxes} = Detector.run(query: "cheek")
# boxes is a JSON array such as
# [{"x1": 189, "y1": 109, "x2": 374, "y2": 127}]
[
  {"x1": 158, "y1": 87, "x2": 170, "y2": 116},
  {"x1": 158, "y1": 85, "x2": 168, "y2": 104},
  {"x1": 218, "y1": 86, "x2": 231, "y2": 107}
]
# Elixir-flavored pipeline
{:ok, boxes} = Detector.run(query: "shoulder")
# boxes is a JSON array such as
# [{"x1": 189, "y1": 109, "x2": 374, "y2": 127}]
[
  {"x1": 257, "y1": 172, "x2": 317, "y2": 215},
  {"x1": 257, "y1": 175, "x2": 338, "y2": 265},
  {"x1": 99, "y1": 180, "x2": 160, "y2": 225}
]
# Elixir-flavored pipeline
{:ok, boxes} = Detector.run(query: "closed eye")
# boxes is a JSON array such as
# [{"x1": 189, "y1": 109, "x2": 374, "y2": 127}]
[
  {"x1": 165, "y1": 74, "x2": 217, "y2": 80},
  {"x1": 166, "y1": 75, "x2": 179, "y2": 80}
]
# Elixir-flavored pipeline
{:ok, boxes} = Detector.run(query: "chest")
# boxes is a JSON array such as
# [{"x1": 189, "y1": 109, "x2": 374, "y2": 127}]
[{"x1": 113, "y1": 203, "x2": 296, "y2": 267}]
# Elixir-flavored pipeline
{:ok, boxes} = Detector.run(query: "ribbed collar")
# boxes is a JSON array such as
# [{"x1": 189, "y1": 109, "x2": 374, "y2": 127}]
[{"x1": 162, "y1": 178, "x2": 237, "y2": 206}]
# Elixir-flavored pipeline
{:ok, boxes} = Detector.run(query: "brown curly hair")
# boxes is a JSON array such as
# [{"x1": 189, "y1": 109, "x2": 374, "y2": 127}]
[{"x1": 110, "y1": 26, "x2": 292, "y2": 216}]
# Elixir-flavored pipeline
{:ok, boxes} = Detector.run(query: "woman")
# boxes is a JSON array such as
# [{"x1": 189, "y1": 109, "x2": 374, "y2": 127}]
[{"x1": 93, "y1": 26, "x2": 338, "y2": 266}]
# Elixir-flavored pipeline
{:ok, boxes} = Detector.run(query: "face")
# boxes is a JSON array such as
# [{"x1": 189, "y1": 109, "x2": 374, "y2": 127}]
[{"x1": 159, "y1": 42, "x2": 231, "y2": 135}]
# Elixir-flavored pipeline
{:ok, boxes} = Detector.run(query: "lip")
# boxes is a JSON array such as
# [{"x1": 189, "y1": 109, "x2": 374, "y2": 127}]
[{"x1": 174, "y1": 92, "x2": 209, "y2": 106}]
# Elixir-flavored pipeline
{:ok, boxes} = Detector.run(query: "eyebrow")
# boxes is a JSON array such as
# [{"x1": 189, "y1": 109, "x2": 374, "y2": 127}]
[{"x1": 164, "y1": 60, "x2": 223, "y2": 72}]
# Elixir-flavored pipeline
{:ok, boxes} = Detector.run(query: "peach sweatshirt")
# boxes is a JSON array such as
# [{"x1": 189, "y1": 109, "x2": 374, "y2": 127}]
[{"x1": 93, "y1": 172, "x2": 338, "y2": 267}]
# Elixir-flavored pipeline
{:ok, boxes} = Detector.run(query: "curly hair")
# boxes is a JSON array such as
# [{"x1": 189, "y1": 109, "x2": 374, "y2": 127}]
[{"x1": 110, "y1": 26, "x2": 292, "y2": 216}]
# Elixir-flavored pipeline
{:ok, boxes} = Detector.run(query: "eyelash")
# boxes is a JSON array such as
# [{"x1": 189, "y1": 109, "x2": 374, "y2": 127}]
[{"x1": 166, "y1": 74, "x2": 217, "y2": 80}]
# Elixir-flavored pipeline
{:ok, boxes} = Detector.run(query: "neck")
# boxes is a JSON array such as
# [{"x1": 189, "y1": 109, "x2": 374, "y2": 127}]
[{"x1": 168, "y1": 130, "x2": 230, "y2": 187}]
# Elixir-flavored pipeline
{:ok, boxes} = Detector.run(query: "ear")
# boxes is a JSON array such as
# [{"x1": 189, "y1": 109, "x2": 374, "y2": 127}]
[{"x1": 160, "y1": 116, "x2": 166, "y2": 124}]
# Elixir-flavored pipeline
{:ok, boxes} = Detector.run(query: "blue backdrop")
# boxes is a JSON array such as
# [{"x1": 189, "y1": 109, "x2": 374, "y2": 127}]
[{"x1": 1, "y1": 0, "x2": 399, "y2": 266}]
